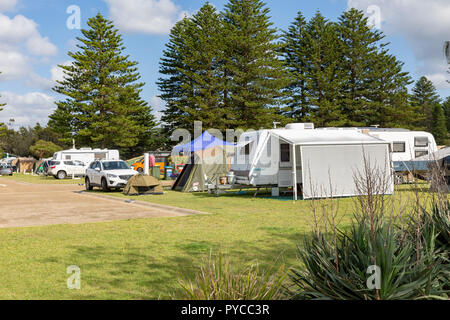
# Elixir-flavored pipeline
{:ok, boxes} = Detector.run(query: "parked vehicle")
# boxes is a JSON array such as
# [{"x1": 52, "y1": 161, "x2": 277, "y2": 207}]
[
  {"x1": 48, "y1": 160, "x2": 88, "y2": 179},
  {"x1": 85, "y1": 160, "x2": 138, "y2": 191},
  {"x1": 52, "y1": 148, "x2": 120, "y2": 166},
  {"x1": 0, "y1": 163, "x2": 13, "y2": 176}
]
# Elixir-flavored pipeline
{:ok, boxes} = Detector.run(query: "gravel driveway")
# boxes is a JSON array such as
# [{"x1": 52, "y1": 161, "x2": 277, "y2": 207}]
[{"x1": 0, "y1": 178, "x2": 204, "y2": 228}]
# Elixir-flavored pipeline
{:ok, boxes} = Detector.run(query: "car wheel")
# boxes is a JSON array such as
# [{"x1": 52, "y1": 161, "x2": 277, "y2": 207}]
[
  {"x1": 85, "y1": 177, "x2": 93, "y2": 191},
  {"x1": 57, "y1": 171, "x2": 67, "y2": 180},
  {"x1": 101, "y1": 178, "x2": 109, "y2": 192},
  {"x1": 137, "y1": 167, "x2": 143, "y2": 174}
]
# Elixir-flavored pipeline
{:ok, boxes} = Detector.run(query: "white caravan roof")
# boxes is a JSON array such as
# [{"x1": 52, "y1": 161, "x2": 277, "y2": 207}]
[{"x1": 270, "y1": 129, "x2": 388, "y2": 146}]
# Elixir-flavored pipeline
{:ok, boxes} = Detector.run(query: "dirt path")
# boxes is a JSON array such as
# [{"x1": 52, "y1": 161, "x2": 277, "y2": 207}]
[{"x1": 0, "y1": 178, "x2": 204, "y2": 228}]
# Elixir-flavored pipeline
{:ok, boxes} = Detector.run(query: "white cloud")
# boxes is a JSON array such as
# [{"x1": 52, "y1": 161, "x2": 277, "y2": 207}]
[
  {"x1": 0, "y1": 49, "x2": 29, "y2": 79},
  {"x1": 0, "y1": 0, "x2": 18, "y2": 12},
  {"x1": 0, "y1": 13, "x2": 57, "y2": 56},
  {"x1": 50, "y1": 61, "x2": 72, "y2": 83},
  {"x1": 347, "y1": 0, "x2": 450, "y2": 89},
  {"x1": 104, "y1": 0, "x2": 187, "y2": 35},
  {"x1": 0, "y1": 91, "x2": 55, "y2": 127},
  {"x1": 0, "y1": 12, "x2": 58, "y2": 91},
  {"x1": 150, "y1": 95, "x2": 165, "y2": 120}
]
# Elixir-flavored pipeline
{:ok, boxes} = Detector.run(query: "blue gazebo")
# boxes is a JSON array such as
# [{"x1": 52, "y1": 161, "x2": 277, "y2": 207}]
[{"x1": 172, "y1": 131, "x2": 235, "y2": 154}]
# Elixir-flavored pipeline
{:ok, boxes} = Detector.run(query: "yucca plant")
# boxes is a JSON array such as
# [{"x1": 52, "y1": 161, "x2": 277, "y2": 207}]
[
  {"x1": 289, "y1": 216, "x2": 446, "y2": 300},
  {"x1": 406, "y1": 203, "x2": 450, "y2": 293},
  {"x1": 177, "y1": 252, "x2": 288, "y2": 300}
]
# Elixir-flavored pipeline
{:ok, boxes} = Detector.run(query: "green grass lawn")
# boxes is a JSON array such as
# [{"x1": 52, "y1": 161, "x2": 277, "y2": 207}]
[
  {"x1": 1, "y1": 173, "x2": 83, "y2": 184},
  {"x1": 0, "y1": 176, "x2": 435, "y2": 299}
]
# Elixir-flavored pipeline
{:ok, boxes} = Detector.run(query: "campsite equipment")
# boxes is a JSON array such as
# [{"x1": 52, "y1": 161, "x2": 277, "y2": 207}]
[
  {"x1": 151, "y1": 166, "x2": 161, "y2": 179},
  {"x1": 225, "y1": 123, "x2": 393, "y2": 200},
  {"x1": 172, "y1": 131, "x2": 235, "y2": 192},
  {"x1": 123, "y1": 175, "x2": 163, "y2": 196},
  {"x1": 165, "y1": 166, "x2": 173, "y2": 179},
  {"x1": 131, "y1": 152, "x2": 170, "y2": 175}
]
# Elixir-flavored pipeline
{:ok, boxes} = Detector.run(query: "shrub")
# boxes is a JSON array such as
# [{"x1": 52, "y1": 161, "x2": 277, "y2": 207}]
[
  {"x1": 289, "y1": 214, "x2": 446, "y2": 300},
  {"x1": 177, "y1": 252, "x2": 288, "y2": 300},
  {"x1": 406, "y1": 203, "x2": 450, "y2": 293}
]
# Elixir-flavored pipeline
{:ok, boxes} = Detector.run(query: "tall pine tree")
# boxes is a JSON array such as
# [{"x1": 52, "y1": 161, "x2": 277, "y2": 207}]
[
  {"x1": 49, "y1": 13, "x2": 156, "y2": 151},
  {"x1": 303, "y1": 12, "x2": 345, "y2": 127},
  {"x1": 158, "y1": 18, "x2": 192, "y2": 135},
  {"x1": 410, "y1": 76, "x2": 441, "y2": 131},
  {"x1": 222, "y1": 0, "x2": 289, "y2": 129},
  {"x1": 431, "y1": 104, "x2": 448, "y2": 145},
  {"x1": 441, "y1": 96, "x2": 450, "y2": 133},
  {"x1": 159, "y1": 3, "x2": 226, "y2": 134},
  {"x1": 281, "y1": 11, "x2": 310, "y2": 121},
  {"x1": 337, "y1": 9, "x2": 412, "y2": 127}
]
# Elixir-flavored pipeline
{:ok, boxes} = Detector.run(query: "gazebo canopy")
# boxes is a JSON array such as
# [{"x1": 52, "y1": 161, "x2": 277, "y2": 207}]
[{"x1": 172, "y1": 131, "x2": 235, "y2": 154}]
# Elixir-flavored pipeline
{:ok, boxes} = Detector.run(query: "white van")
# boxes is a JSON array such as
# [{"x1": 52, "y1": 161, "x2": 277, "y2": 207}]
[{"x1": 52, "y1": 148, "x2": 120, "y2": 166}]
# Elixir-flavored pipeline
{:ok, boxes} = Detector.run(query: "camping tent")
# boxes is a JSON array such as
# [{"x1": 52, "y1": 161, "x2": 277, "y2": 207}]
[
  {"x1": 172, "y1": 131, "x2": 235, "y2": 192},
  {"x1": 123, "y1": 175, "x2": 164, "y2": 195}
]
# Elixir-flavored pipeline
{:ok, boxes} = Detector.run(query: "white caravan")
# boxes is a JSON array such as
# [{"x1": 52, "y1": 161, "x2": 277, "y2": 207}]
[
  {"x1": 363, "y1": 130, "x2": 437, "y2": 162},
  {"x1": 318, "y1": 128, "x2": 438, "y2": 162},
  {"x1": 52, "y1": 148, "x2": 120, "y2": 166},
  {"x1": 230, "y1": 123, "x2": 393, "y2": 200}
]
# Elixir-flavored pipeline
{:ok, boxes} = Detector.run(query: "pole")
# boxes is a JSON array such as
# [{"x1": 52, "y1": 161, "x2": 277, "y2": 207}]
[
  {"x1": 292, "y1": 144, "x2": 297, "y2": 201},
  {"x1": 144, "y1": 153, "x2": 149, "y2": 175}
]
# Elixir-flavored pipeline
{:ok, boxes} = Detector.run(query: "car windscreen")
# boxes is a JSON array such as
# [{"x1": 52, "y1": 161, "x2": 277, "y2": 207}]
[{"x1": 102, "y1": 161, "x2": 130, "y2": 170}]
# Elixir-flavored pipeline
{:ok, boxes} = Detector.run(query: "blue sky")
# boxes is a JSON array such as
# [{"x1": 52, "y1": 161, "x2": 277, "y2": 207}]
[{"x1": 0, "y1": 0, "x2": 449, "y2": 128}]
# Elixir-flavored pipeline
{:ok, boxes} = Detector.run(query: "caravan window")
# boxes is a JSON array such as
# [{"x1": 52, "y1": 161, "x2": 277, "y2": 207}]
[
  {"x1": 280, "y1": 144, "x2": 290, "y2": 162},
  {"x1": 94, "y1": 153, "x2": 106, "y2": 159},
  {"x1": 65, "y1": 155, "x2": 71, "y2": 160},
  {"x1": 415, "y1": 150, "x2": 428, "y2": 158},
  {"x1": 239, "y1": 141, "x2": 253, "y2": 156},
  {"x1": 392, "y1": 142, "x2": 406, "y2": 153},
  {"x1": 414, "y1": 137, "x2": 428, "y2": 147}
]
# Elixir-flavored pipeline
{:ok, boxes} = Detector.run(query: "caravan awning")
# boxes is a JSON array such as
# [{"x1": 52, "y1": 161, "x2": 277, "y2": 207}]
[{"x1": 270, "y1": 129, "x2": 388, "y2": 146}]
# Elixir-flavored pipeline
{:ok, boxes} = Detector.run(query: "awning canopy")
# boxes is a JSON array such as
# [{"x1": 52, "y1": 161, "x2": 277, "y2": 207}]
[
  {"x1": 172, "y1": 131, "x2": 236, "y2": 153},
  {"x1": 270, "y1": 129, "x2": 388, "y2": 146}
]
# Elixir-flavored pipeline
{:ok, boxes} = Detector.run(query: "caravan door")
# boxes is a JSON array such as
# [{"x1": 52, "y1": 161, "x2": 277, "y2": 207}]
[{"x1": 278, "y1": 144, "x2": 302, "y2": 187}]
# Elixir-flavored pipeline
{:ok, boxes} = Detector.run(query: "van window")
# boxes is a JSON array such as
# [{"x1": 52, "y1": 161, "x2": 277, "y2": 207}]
[
  {"x1": 280, "y1": 144, "x2": 290, "y2": 162},
  {"x1": 89, "y1": 162, "x2": 97, "y2": 169},
  {"x1": 392, "y1": 142, "x2": 406, "y2": 153},
  {"x1": 64, "y1": 161, "x2": 74, "y2": 165},
  {"x1": 414, "y1": 137, "x2": 428, "y2": 147},
  {"x1": 415, "y1": 150, "x2": 428, "y2": 158},
  {"x1": 239, "y1": 141, "x2": 253, "y2": 156}
]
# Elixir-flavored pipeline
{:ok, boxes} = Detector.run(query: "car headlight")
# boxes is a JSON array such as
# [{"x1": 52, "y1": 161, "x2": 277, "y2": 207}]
[{"x1": 107, "y1": 174, "x2": 118, "y2": 178}]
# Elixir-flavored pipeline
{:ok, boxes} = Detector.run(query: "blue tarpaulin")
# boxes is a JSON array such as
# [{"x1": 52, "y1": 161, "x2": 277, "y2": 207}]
[{"x1": 172, "y1": 131, "x2": 235, "y2": 153}]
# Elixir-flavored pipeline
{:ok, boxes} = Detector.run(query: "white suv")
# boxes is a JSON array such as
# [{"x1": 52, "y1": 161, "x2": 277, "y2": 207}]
[
  {"x1": 85, "y1": 160, "x2": 137, "y2": 191},
  {"x1": 48, "y1": 160, "x2": 88, "y2": 179}
]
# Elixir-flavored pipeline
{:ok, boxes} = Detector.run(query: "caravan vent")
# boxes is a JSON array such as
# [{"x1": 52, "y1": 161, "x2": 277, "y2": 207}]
[{"x1": 285, "y1": 123, "x2": 314, "y2": 130}]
